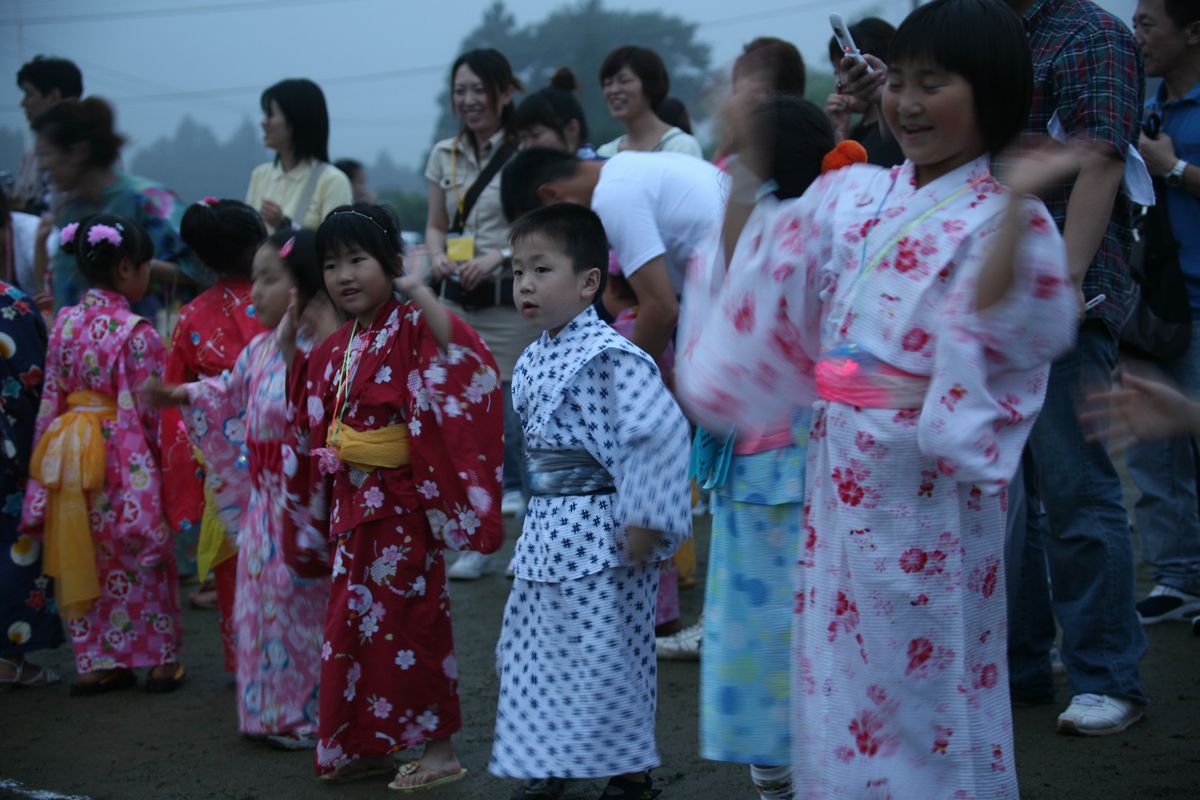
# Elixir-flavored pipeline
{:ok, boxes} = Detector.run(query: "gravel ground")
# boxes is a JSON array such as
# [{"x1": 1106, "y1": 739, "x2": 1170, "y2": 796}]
[{"x1": 3, "y1": 514, "x2": 1198, "y2": 800}]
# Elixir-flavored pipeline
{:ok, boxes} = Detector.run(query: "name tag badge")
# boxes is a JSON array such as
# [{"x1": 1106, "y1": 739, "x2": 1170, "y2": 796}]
[{"x1": 446, "y1": 235, "x2": 475, "y2": 263}]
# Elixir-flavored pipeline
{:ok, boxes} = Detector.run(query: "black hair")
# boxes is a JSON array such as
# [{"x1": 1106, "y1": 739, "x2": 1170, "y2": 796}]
[
  {"x1": 599, "y1": 46, "x2": 670, "y2": 111},
  {"x1": 828, "y1": 17, "x2": 897, "y2": 66},
  {"x1": 889, "y1": 0, "x2": 1031, "y2": 155},
  {"x1": 510, "y1": 203, "x2": 608, "y2": 297},
  {"x1": 751, "y1": 97, "x2": 836, "y2": 200},
  {"x1": 335, "y1": 159, "x2": 364, "y2": 181},
  {"x1": 181, "y1": 199, "x2": 265, "y2": 276},
  {"x1": 500, "y1": 148, "x2": 584, "y2": 222},
  {"x1": 656, "y1": 97, "x2": 693, "y2": 134},
  {"x1": 1165, "y1": 0, "x2": 1200, "y2": 27},
  {"x1": 450, "y1": 49, "x2": 525, "y2": 145},
  {"x1": 513, "y1": 68, "x2": 590, "y2": 149},
  {"x1": 62, "y1": 212, "x2": 153, "y2": 287},
  {"x1": 16, "y1": 56, "x2": 83, "y2": 98},
  {"x1": 735, "y1": 37, "x2": 807, "y2": 97},
  {"x1": 260, "y1": 78, "x2": 331, "y2": 164},
  {"x1": 266, "y1": 227, "x2": 323, "y2": 302},
  {"x1": 32, "y1": 97, "x2": 125, "y2": 169},
  {"x1": 315, "y1": 203, "x2": 404, "y2": 277}
]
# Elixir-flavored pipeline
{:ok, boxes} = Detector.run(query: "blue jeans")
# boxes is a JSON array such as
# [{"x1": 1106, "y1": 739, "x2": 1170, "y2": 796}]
[
  {"x1": 502, "y1": 381, "x2": 529, "y2": 496},
  {"x1": 1008, "y1": 322, "x2": 1147, "y2": 703},
  {"x1": 1124, "y1": 333, "x2": 1200, "y2": 596}
]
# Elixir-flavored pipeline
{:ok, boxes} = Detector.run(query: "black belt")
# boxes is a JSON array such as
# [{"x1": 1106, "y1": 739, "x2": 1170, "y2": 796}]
[{"x1": 437, "y1": 276, "x2": 514, "y2": 312}]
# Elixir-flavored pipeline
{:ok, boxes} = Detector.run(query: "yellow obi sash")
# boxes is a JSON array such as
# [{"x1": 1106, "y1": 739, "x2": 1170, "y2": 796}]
[
  {"x1": 30, "y1": 390, "x2": 117, "y2": 618},
  {"x1": 193, "y1": 447, "x2": 237, "y2": 583},
  {"x1": 328, "y1": 419, "x2": 410, "y2": 473}
]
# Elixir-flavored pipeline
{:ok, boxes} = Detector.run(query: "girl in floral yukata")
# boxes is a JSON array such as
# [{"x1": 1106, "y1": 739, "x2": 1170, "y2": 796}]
[
  {"x1": 22, "y1": 213, "x2": 185, "y2": 695},
  {"x1": 146, "y1": 229, "x2": 337, "y2": 748},
  {"x1": 162, "y1": 198, "x2": 266, "y2": 667},
  {"x1": 280, "y1": 203, "x2": 504, "y2": 790},
  {"x1": 676, "y1": 1, "x2": 1082, "y2": 796}
]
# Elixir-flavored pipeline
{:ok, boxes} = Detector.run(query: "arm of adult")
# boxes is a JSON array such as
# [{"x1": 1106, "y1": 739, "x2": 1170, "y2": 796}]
[
  {"x1": 624, "y1": 256, "x2": 678, "y2": 359},
  {"x1": 1139, "y1": 132, "x2": 1200, "y2": 197},
  {"x1": 425, "y1": 180, "x2": 456, "y2": 281},
  {"x1": 1062, "y1": 146, "x2": 1125, "y2": 307}
]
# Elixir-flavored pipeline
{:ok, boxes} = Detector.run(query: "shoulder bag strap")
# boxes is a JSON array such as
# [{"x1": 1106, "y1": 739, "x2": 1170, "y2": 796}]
[
  {"x1": 450, "y1": 137, "x2": 518, "y2": 234},
  {"x1": 292, "y1": 161, "x2": 329, "y2": 229}
]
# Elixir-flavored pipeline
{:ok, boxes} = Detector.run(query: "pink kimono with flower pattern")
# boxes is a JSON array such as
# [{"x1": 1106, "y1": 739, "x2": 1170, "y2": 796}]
[
  {"x1": 185, "y1": 331, "x2": 328, "y2": 737},
  {"x1": 677, "y1": 158, "x2": 1076, "y2": 799},
  {"x1": 22, "y1": 288, "x2": 182, "y2": 673}
]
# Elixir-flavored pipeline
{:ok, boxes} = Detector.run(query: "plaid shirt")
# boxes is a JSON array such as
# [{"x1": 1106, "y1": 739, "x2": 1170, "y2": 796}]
[{"x1": 1022, "y1": 0, "x2": 1145, "y2": 335}]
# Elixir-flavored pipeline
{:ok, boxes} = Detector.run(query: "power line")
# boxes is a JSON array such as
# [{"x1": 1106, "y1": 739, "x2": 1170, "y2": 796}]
[{"x1": 0, "y1": 0, "x2": 365, "y2": 27}]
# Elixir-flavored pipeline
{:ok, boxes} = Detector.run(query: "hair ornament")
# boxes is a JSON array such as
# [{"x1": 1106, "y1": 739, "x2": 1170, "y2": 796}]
[
  {"x1": 60, "y1": 222, "x2": 80, "y2": 247},
  {"x1": 87, "y1": 224, "x2": 124, "y2": 249},
  {"x1": 333, "y1": 208, "x2": 389, "y2": 236},
  {"x1": 607, "y1": 250, "x2": 623, "y2": 277},
  {"x1": 200, "y1": 196, "x2": 220, "y2": 207},
  {"x1": 821, "y1": 140, "x2": 869, "y2": 174},
  {"x1": 279, "y1": 236, "x2": 296, "y2": 259}
]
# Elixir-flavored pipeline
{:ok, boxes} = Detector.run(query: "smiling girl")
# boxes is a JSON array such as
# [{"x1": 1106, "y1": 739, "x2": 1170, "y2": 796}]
[
  {"x1": 282, "y1": 204, "x2": 504, "y2": 789},
  {"x1": 677, "y1": 0, "x2": 1080, "y2": 795},
  {"x1": 596, "y1": 46, "x2": 702, "y2": 158}
]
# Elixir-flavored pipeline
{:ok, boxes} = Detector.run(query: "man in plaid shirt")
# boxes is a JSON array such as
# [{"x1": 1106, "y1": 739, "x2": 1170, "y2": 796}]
[{"x1": 1006, "y1": 0, "x2": 1149, "y2": 737}]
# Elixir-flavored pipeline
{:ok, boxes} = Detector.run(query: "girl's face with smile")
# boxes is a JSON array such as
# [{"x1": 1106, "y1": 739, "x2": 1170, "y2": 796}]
[
  {"x1": 882, "y1": 59, "x2": 985, "y2": 186},
  {"x1": 323, "y1": 246, "x2": 395, "y2": 326}
]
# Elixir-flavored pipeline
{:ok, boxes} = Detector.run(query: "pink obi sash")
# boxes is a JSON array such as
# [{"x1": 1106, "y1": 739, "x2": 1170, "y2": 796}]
[{"x1": 815, "y1": 356, "x2": 930, "y2": 409}]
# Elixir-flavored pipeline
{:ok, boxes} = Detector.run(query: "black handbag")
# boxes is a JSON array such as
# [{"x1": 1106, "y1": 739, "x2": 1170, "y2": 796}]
[{"x1": 1121, "y1": 171, "x2": 1192, "y2": 360}]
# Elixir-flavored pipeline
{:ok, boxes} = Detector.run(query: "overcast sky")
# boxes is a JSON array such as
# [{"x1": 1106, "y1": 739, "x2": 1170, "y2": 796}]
[{"x1": 0, "y1": 0, "x2": 1137, "y2": 170}]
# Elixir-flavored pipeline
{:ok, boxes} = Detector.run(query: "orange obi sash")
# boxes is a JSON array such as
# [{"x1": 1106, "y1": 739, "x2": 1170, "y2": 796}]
[
  {"x1": 30, "y1": 390, "x2": 117, "y2": 618},
  {"x1": 328, "y1": 419, "x2": 410, "y2": 474}
]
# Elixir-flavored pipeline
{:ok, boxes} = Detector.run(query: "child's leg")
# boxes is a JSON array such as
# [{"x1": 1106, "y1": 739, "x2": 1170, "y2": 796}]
[{"x1": 749, "y1": 765, "x2": 794, "y2": 799}]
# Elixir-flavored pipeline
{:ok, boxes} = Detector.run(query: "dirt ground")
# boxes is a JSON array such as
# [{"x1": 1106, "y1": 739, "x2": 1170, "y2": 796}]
[{"x1": 3, "y1": 515, "x2": 1198, "y2": 800}]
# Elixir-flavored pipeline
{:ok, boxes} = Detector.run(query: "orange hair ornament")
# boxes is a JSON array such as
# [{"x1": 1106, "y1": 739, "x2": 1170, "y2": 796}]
[{"x1": 821, "y1": 140, "x2": 868, "y2": 173}]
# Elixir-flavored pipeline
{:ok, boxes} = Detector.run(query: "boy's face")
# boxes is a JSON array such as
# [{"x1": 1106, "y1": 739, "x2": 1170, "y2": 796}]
[{"x1": 512, "y1": 232, "x2": 600, "y2": 336}]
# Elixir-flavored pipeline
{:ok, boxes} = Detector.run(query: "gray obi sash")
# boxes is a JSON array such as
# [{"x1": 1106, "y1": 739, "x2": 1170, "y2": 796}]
[{"x1": 527, "y1": 448, "x2": 616, "y2": 497}]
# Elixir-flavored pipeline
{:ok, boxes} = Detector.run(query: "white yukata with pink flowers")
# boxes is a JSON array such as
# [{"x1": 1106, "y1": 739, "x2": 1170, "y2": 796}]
[{"x1": 676, "y1": 156, "x2": 1077, "y2": 799}]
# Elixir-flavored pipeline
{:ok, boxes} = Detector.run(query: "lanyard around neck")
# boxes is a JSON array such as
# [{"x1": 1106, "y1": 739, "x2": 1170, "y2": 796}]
[{"x1": 330, "y1": 320, "x2": 361, "y2": 445}]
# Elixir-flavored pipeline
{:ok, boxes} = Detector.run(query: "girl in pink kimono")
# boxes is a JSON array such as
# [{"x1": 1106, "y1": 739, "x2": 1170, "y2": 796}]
[
  {"x1": 22, "y1": 213, "x2": 184, "y2": 695},
  {"x1": 146, "y1": 229, "x2": 337, "y2": 746},
  {"x1": 677, "y1": 1, "x2": 1081, "y2": 796}
]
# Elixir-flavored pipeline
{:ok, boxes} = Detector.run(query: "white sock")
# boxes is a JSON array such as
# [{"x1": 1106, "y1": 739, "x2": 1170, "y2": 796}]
[{"x1": 750, "y1": 764, "x2": 793, "y2": 800}]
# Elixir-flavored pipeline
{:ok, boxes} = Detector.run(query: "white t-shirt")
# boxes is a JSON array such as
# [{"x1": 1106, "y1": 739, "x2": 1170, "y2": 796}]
[
  {"x1": 596, "y1": 126, "x2": 703, "y2": 159},
  {"x1": 590, "y1": 152, "x2": 727, "y2": 295}
]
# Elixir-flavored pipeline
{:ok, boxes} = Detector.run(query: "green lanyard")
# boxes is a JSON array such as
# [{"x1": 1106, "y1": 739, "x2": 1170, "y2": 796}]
[{"x1": 329, "y1": 320, "x2": 360, "y2": 446}]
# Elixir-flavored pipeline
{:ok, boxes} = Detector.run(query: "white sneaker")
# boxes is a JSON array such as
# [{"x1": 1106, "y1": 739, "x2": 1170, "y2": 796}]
[
  {"x1": 1056, "y1": 693, "x2": 1144, "y2": 736},
  {"x1": 501, "y1": 490, "x2": 526, "y2": 517},
  {"x1": 656, "y1": 620, "x2": 703, "y2": 660},
  {"x1": 446, "y1": 551, "x2": 495, "y2": 581}
]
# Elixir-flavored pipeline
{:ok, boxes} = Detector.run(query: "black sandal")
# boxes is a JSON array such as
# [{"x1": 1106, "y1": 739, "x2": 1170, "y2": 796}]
[
  {"x1": 69, "y1": 668, "x2": 137, "y2": 697},
  {"x1": 599, "y1": 774, "x2": 660, "y2": 799},
  {"x1": 512, "y1": 777, "x2": 567, "y2": 799},
  {"x1": 145, "y1": 663, "x2": 187, "y2": 693}
]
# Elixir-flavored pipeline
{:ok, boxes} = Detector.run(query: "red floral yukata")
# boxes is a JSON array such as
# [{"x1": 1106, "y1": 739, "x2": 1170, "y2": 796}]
[
  {"x1": 677, "y1": 157, "x2": 1077, "y2": 799},
  {"x1": 162, "y1": 275, "x2": 262, "y2": 670},
  {"x1": 22, "y1": 288, "x2": 182, "y2": 674},
  {"x1": 284, "y1": 297, "x2": 503, "y2": 775}
]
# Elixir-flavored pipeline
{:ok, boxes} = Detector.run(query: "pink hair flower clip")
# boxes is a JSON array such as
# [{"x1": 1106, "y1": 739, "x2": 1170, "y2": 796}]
[
  {"x1": 87, "y1": 224, "x2": 124, "y2": 248},
  {"x1": 200, "y1": 196, "x2": 220, "y2": 207},
  {"x1": 59, "y1": 222, "x2": 80, "y2": 247},
  {"x1": 279, "y1": 236, "x2": 296, "y2": 258}
]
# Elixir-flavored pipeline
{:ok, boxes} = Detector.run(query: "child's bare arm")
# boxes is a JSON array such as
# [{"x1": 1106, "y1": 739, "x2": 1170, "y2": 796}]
[{"x1": 397, "y1": 275, "x2": 452, "y2": 351}]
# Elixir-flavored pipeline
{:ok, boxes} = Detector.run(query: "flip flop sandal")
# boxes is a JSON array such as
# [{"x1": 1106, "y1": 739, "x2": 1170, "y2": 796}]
[
  {"x1": 69, "y1": 668, "x2": 137, "y2": 697},
  {"x1": 317, "y1": 759, "x2": 396, "y2": 784},
  {"x1": 599, "y1": 774, "x2": 661, "y2": 799},
  {"x1": 387, "y1": 760, "x2": 468, "y2": 793},
  {"x1": 0, "y1": 657, "x2": 60, "y2": 691},
  {"x1": 265, "y1": 732, "x2": 317, "y2": 750},
  {"x1": 512, "y1": 777, "x2": 568, "y2": 799},
  {"x1": 145, "y1": 663, "x2": 187, "y2": 693}
]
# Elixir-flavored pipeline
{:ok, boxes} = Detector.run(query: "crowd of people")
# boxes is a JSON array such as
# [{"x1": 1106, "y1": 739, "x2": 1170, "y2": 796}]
[{"x1": 1, "y1": 0, "x2": 1198, "y2": 797}]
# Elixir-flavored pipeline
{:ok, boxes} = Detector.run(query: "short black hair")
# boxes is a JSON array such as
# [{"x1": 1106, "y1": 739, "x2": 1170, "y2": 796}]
[
  {"x1": 32, "y1": 97, "x2": 125, "y2": 169},
  {"x1": 828, "y1": 17, "x2": 897, "y2": 66},
  {"x1": 510, "y1": 203, "x2": 608, "y2": 297},
  {"x1": 1165, "y1": 0, "x2": 1200, "y2": 27},
  {"x1": 181, "y1": 199, "x2": 265, "y2": 276},
  {"x1": 266, "y1": 227, "x2": 323, "y2": 302},
  {"x1": 335, "y1": 159, "x2": 363, "y2": 181},
  {"x1": 500, "y1": 148, "x2": 584, "y2": 222},
  {"x1": 735, "y1": 37, "x2": 807, "y2": 97},
  {"x1": 450, "y1": 49, "x2": 525, "y2": 144},
  {"x1": 889, "y1": 0, "x2": 1031, "y2": 154},
  {"x1": 261, "y1": 78, "x2": 331, "y2": 164},
  {"x1": 600, "y1": 46, "x2": 670, "y2": 111},
  {"x1": 62, "y1": 212, "x2": 153, "y2": 287},
  {"x1": 513, "y1": 69, "x2": 590, "y2": 149},
  {"x1": 315, "y1": 203, "x2": 403, "y2": 277},
  {"x1": 751, "y1": 97, "x2": 836, "y2": 200},
  {"x1": 16, "y1": 56, "x2": 82, "y2": 98}
]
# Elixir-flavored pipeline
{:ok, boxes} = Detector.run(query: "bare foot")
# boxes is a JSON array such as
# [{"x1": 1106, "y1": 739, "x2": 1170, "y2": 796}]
[{"x1": 388, "y1": 738, "x2": 464, "y2": 790}]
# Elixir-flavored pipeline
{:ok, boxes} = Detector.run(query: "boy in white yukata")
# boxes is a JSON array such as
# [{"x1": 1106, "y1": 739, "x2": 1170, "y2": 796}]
[{"x1": 489, "y1": 203, "x2": 692, "y2": 800}]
